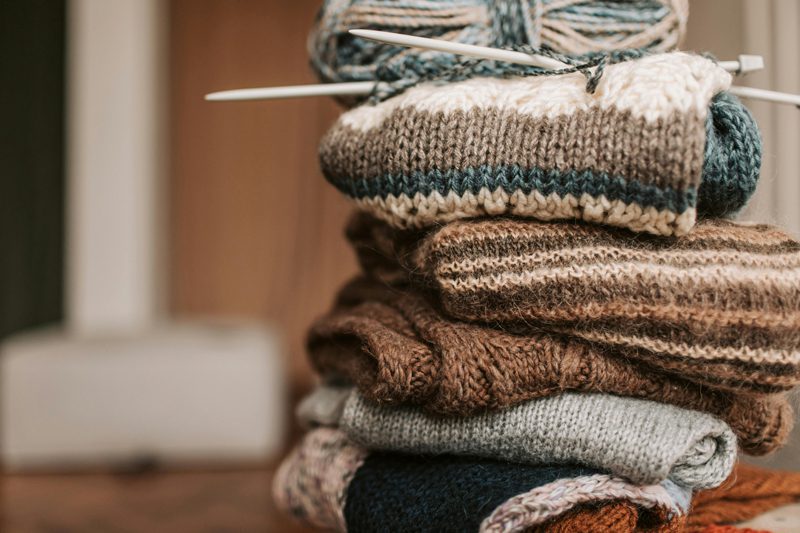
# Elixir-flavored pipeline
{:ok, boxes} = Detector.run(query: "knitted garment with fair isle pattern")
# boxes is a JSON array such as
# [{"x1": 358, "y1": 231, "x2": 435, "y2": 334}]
[
  {"x1": 308, "y1": 277, "x2": 793, "y2": 455},
  {"x1": 298, "y1": 387, "x2": 737, "y2": 490},
  {"x1": 273, "y1": 428, "x2": 691, "y2": 533},
  {"x1": 320, "y1": 52, "x2": 761, "y2": 236},
  {"x1": 347, "y1": 214, "x2": 800, "y2": 384}
]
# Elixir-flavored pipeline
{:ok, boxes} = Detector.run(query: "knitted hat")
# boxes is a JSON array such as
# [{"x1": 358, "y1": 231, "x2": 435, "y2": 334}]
[
  {"x1": 308, "y1": 277, "x2": 793, "y2": 454},
  {"x1": 320, "y1": 53, "x2": 761, "y2": 236},
  {"x1": 347, "y1": 214, "x2": 800, "y2": 389},
  {"x1": 299, "y1": 386, "x2": 737, "y2": 489},
  {"x1": 273, "y1": 428, "x2": 690, "y2": 533}
]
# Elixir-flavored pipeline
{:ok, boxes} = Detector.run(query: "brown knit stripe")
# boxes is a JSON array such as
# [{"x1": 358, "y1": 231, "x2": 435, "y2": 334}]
[
  {"x1": 472, "y1": 301, "x2": 800, "y2": 332},
  {"x1": 449, "y1": 300, "x2": 800, "y2": 350},
  {"x1": 320, "y1": 106, "x2": 706, "y2": 191},
  {"x1": 433, "y1": 265, "x2": 800, "y2": 321},
  {"x1": 422, "y1": 220, "x2": 800, "y2": 261},
  {"x1": 567, "y1": 328, "x2": 800, "y2": 369},
  {"x1": 434, "y1": 247, "x2": 800, "y2": 276}
]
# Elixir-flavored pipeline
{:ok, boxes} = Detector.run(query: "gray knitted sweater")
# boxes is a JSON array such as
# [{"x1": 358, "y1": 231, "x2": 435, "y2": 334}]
[{"x1": 298, "y1": 387, "x2": 737, "y2": 490}]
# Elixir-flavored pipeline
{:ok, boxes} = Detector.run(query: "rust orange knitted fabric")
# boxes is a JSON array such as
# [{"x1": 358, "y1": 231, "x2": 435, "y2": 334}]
[
  {"x1": 532, "y1": 500, "x2": 682, "y2": 532},
  {"x1": 687, "y1": 463, "x2": 800, "y2": 530},
  {"x1": 699, "y1": 528, "x2": 770, "y2": 533},
  {"x1": 534, "y1": 463, "x2": 800, "y2": 532}
]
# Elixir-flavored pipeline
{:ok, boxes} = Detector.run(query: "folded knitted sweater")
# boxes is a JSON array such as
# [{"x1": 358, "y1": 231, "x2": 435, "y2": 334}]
[
  {"x1": 273, "y1": 428, "x2": 691, "y2": 533},
  {"x1": 308, "y1": 277, "x2": 793, "y2": 454},
  {"x1": 347, "y1": 214, "x2": 800, "y2": 387},
  {"x1": 320, "y1": 53, "x2": 761, "y2": 236},
  {"x1": 545, "y1": 463, "x2": 800, "y2": 533},
  {"x1": 298, "y1": 386, "x2": 737, "y2": 489}
]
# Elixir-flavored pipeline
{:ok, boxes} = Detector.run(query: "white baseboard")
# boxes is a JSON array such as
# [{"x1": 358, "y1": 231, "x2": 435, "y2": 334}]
[{"x1": 0, "y1": 322, "x2": 287, "y2": 471}]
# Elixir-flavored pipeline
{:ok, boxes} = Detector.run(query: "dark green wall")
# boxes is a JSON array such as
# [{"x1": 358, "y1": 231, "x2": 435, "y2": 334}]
[{"x1": 0, "y1": 0, "x2": 66, "y2": 338}]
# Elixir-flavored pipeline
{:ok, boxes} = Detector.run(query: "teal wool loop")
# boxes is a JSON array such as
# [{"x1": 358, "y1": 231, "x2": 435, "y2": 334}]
[
  {"x1": 368, "y1": 47, "x2": 648, "y2": 102},
  {"x1": 699, "y1": 92, "x2": 762, "y2": 218},
  {"x1": 490, "y1": 0, "x2": 534, "y2": 47},
  {"x1": 308, "y1": 0, "x2": 689, "y2": 86}
]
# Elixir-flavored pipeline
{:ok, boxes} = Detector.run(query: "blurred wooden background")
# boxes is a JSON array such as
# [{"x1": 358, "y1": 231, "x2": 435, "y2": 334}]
[{"x1": 169, "y1": 0, "x2": 356, "y2": 392}]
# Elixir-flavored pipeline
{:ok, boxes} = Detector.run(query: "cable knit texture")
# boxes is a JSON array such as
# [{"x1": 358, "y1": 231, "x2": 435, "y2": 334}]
[
  {"x1": 320, "y1": 53, "x2": 761, "y2": 236},
  {"x1": 273, "y1": 428, "x2": 689, "y2": 533},
  {"x1": 308, "y1": 276, "x2": 793, "y2": 455},
  {"x1": 347, "y1": 214, "x2": 800, "y2": 378},
  {"x1": 300, "y1": 386, "x2": 737, "y2": 489}
]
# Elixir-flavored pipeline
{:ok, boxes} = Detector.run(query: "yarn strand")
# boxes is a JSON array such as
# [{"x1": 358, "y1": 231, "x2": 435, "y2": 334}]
[{"x1": 309, "y1": 0, "x2": 689, "y2": 97}]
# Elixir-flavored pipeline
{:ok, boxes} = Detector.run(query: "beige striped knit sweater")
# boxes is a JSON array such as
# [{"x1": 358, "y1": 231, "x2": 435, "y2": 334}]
[{"x1": 347, "y1": 213, "x2": 800, "y2": 389}]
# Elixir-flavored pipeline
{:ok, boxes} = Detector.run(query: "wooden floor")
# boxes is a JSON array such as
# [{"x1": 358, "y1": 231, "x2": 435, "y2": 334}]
[{"x1": 1, "y1": 463, "x2": 315, "y2": 533}]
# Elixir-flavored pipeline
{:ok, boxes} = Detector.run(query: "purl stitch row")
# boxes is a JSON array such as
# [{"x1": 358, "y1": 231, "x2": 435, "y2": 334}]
[
  {"x1": 320, "y1": 53, "x2": 761, "y2": 235},
  {"x1": 299, "y1": 386, "x2": 737, "y2": 489}
]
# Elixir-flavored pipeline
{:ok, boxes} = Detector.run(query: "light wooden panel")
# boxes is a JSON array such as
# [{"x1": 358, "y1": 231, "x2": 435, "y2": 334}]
[{"x1": 169, "y1": 0, "x2": 356, "y2": 388}]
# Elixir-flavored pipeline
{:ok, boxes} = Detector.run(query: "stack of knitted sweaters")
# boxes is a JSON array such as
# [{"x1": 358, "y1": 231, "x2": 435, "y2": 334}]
[{"x1": 275, "y1": 51, "x2": 800, "y2": 532}]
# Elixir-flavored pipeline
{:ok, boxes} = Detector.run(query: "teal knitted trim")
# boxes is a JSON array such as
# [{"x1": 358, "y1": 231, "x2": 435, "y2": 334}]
[
  {"x1": 327, "y1": 164, "x2": 697, "y2": 215},
  {"x1": 700, "y1": 92, "x2": 762, "y2": 217}
]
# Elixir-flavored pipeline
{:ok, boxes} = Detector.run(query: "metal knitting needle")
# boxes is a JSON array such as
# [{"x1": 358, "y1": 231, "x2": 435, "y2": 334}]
[
  {"x1": 204, "y1": 81, "x2": 375, "y2": 101},
  {"x1": 348, "y1": 29, "x2": 572, "y2": 70},
  {"x1": 204, "y1": 29, "x2": 572, "y2": 102},
  {"x1": 729, "y1": 86, "x2": 800, "y2": 107},
  {"x1": 205, "y1": 30, "x2": 793, "y2": 104},
  {"x1": 203, "y1": 57, "x2": 765, "y2": 102},
  {"x1": 347, "y1": 30, "x2": 800, "y2": 106},
  {"x1": 350, "y1": 29, "x2": 765, "y2": 75}
]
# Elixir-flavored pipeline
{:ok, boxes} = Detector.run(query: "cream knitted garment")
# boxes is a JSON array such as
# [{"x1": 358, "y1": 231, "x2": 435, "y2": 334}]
[{"x1": 298, "y1": 386, "x2": 737, "y2": 490}]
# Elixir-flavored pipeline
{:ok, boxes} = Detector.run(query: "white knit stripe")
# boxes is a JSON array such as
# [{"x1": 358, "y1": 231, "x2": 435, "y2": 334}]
[
  {"x1": 452, "y1": 300, "x2": 800, "y2": 332},
  {"x1": 568, "y1": 328, "x2": 800, "y2": 366},
  {"x1": 479, "y1": 474, "x2": 679, "y2": 533},
  {"x1": 355, "y1": 189, "x2": 697, "y2": 236},
  {"x1": 436, "y1": 261, "x2": 800, "y2": 296},
  {"x1": 434, "y1": 247, "x2": 800, "y2": 276},
  {"x1": 340, "y1": 53, "x2": 731, "y2": 132}
]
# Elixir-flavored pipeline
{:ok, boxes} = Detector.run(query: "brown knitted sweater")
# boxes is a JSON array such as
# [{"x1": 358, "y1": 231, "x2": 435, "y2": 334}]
[
  {"x1": 308, "y1": 277, "x2": 793, "y2": 455},
  {"x1": 346, "y1": 214, "x2": 800, "y2": 392}
]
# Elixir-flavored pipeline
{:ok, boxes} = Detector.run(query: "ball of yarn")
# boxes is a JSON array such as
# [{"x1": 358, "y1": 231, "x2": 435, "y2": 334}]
[{"x1": 308, "y1": 0, "x2": 689, "y2": 85}]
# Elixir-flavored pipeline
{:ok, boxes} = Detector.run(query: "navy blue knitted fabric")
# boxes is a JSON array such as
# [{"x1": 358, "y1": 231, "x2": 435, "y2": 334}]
[{"x1": 343, "y1": 453, "x2": 600, "y2": 533}]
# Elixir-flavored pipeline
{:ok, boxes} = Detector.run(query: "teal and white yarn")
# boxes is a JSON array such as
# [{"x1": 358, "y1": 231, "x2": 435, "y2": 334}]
[{"x1": 308, "y1": 0, "x2": 689, "y2": 87}]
